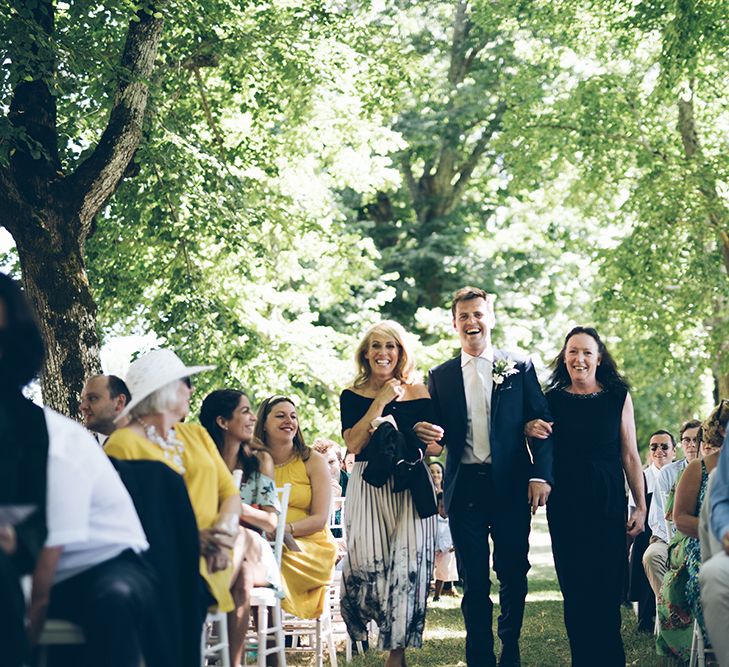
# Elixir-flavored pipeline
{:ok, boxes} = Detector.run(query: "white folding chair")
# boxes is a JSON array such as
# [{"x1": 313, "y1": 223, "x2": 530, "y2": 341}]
[
  {"x1": 202, "y1": 611, "x2": 230, "y2": 667},
  {"x1": 280, "y1": 495, "x2": 339, "y2": 666},
  {"x1": 282, "y1": 600, "x2": 338, "y2": 667},
  {"x1": 328, "y1": 496, "x2": 346, "y2": 546},
  {"x1": 244, "y1": 483, "x2": 291, "y2": 667},
  {"x1": 689, "y1": 618, "x2": 713, "y2": 667}
]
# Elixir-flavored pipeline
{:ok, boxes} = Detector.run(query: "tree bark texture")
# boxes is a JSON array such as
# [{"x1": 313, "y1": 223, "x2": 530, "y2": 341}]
[{"x1": 0, "y1": 0, "x2": 166, "y2": 415}]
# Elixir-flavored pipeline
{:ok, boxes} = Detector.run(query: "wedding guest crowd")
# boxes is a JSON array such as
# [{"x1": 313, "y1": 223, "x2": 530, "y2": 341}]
[{"x1": 8, "y1": 266, "x2": 729, "y2": 667}]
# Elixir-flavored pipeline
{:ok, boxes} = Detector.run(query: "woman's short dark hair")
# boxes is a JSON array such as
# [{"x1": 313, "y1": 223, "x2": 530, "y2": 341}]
[
  {"x1": 546, "y1": 326, "x2": 629, "y2": 393},
  {"x1": 254, "y1": 395, "x2": 310, "y2": 461},
  {"x1": 200, "y1": 388, "x2": 262, "y2": 478},
  {"x1": 0, "y1": 272, "x2": 45, "y2": 391}
]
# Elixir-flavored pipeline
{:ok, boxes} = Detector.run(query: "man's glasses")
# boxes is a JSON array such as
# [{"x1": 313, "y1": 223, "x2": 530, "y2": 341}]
[{"x1": 649, "y1": 443, "x2": 671, "y2": 452}]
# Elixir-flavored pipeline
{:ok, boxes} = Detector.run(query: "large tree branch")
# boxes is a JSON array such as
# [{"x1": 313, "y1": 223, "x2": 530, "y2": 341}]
[
  {"x1": 448, "y1": 1, "x2": 470, "y2": 86},
  {"x1": 675, "y1": 81, "x2": 729, "y2": 274},
  {"x1": 67, "y1": 3, "x2": 166, "y2": 236},
  {"x1": 401, "y1": 153, "x2": 419, "y2": 206},
  {"x1": 449, "y1": 101, "x2": 506, "y2": 207},
  {"x1": 5, "y1": 0, "x2": 61, "y2": 199}
]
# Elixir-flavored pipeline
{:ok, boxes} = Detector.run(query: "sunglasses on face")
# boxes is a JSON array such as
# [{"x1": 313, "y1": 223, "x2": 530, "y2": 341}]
[
  {"x1": 650, "y1": 443, "x2": 670, "y2": 452},
  {"x1": 182, "y1": 376, "x2": 192, "y2": 389}
]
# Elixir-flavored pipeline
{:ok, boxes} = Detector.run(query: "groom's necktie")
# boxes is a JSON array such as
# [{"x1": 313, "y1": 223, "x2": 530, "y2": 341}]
[{"x1": 469, "y1": 356, "x2": 491, "y2": 462}]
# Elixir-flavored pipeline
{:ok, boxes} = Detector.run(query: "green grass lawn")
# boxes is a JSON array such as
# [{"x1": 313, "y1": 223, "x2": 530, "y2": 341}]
[{"x1": 339, "y1": 513, "x2": 661, "y2": 666}]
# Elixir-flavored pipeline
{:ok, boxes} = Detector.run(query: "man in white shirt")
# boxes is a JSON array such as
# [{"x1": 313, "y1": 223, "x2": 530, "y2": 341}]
[
  {"x1": 79, "y1": 374, "x2": 131, "y2": 445},
  {"x1": 31, "y1": 410, "x2": 159, "y2": 667},
  {"x1": 643, "y1": 421, "x2": 700, "y2": 599},
  {"x1": 0, "y1": 271, "x2": 158, "y2": 667}
]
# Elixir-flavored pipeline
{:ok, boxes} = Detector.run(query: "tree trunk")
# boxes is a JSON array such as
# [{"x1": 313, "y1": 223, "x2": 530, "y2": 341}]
[
  {"x1": 0, "y1": 1, "x2": 165, "y2": 416},
  {"x1": 715, "y1": 369, "x2": 729, "y2": 403},
  {"x1": 14, "y1": 215, "x2": 101, "y2": 416}
]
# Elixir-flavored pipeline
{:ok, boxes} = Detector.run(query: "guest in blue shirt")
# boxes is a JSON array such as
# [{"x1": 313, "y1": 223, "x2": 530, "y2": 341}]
[{"x1": 699, "y1": 424, "x2": 729, "y2": 665}]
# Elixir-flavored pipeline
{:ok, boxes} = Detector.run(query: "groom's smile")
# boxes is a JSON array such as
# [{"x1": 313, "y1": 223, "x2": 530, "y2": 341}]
[{"x1": 453, "y1": 296, "x2": 495, "y2": 356}]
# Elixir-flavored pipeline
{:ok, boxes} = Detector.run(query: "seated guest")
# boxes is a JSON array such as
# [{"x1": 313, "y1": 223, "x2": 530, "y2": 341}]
[
  {"x1": 0, "y1": 272, "x2": 158, "y2": 667},
  {"x1": 644, "y1": 421, "x2": 701, "y2": 603},
  {"x1": 312, "y1": 437, "x2": 345, "y2": 498},
  {"x1": 700, "y1": 427, "x2": 729, "y2": 666},
  {"x1": 628, "y1": 430, "x2": 676, "y2": 630},
  {"x1": 199, "y1": 389, "x2": 282, "y2": 596},
  {"x1": 344, "y1": 451, "x2": 356, "y2": 475},
  {"x1": 255, "y1": 395, "x2": 338, "y2": 619},
  {"x1": 312, "y1": 437, "x2": 347, "y2": 544},
  {"x1": 79, "y1": 374, "x2": 131, "y2": 444},
  {"x1": 105, "y1": 350, "x2": 248, "y2": 667},
  {"x1": 656, "y1": 404, "x2": 727, "y2": 661}
]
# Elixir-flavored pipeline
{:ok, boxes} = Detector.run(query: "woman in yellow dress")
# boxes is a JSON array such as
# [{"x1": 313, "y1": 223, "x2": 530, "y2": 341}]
[
  {"x1": 105, "y1": 349, "x2": 249, "y2": 667},
  {"x1": 254, "y1": 395, "x2": 338, "y2": 619}
]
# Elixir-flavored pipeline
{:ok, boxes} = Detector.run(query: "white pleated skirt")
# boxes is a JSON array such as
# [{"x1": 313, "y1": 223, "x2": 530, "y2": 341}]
[{"x1": 340, "y1": 461, "x2": 436, "y2": 649}]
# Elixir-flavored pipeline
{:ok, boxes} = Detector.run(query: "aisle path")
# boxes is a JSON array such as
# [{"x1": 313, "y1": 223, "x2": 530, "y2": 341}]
[{"x1": 344, "y1": 507, "x2": 661, "y2": 666}]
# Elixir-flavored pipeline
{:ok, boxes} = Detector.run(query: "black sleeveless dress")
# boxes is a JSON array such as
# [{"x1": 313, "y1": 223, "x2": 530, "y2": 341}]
[
  {"x1": 546, "y1": 386, "x2": 628, "y2": 667},
  {"x1": 339, "y1": 390, "x2": 436, "y2": 649}
]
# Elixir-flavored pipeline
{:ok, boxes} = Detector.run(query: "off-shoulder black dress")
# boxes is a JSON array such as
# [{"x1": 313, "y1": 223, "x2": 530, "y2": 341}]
[{"x1": 339, "y1": 389, "x2": 437, "y2": 649}]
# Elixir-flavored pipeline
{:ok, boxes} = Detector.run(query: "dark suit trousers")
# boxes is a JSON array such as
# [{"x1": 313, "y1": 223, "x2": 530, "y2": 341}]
[
  {"x1": 449, "y1": 464, "x2": 531, "y2": 667},
  {"x1": 47, "y1": 549, "x2": 161, "y2": 667}
]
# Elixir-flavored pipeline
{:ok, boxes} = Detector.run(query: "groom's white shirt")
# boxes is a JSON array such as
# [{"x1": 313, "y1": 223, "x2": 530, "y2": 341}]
[{"x1": 461, "y1": 347, "x2": 493, "y2": 464}]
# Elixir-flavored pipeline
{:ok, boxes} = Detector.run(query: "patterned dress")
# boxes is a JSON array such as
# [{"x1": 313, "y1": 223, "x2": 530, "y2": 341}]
[
  {"x1": 656, "y1": 460, "x2": 708, "y2": 662},
  {"x1": 339, "y1": 390, "x2": 437, "y2": 650},
  {"x1": 238, "y1": 469, "x2": 282, "y2": 596}
]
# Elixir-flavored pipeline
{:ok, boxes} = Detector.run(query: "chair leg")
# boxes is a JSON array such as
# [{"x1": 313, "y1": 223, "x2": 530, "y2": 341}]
[
  {"x1": 345, "y1": 635, "x2": 352, "y2": 664},
  {"x1": 257, "y1": 604, "x2": 268, "y2": 667},
  {"x1": 697, "y1": 622, "x2": 706, "y2": 667},
  {"x1": 316, "y1": 617, "x2": 323, "y2": 667},
  {"x1": 274, "y1": 604, "x2": 286, "y2": 667},
  {"x1": 219, "y1": 614, "x2": 231, "y2": 667},
  {"x1": 325, "y1": 619, "x2": 338, "y2": 667}
]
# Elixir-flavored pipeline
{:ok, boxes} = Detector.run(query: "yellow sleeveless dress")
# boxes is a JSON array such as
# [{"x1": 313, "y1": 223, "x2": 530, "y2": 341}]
[{"x1": 274, "y1": 455, "x2": 337, "y2": 619}]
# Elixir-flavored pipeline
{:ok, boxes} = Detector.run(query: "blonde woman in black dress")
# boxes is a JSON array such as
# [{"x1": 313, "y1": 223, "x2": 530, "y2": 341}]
[{"x1": 340, "y1": 321, "x2": 441, "y2": 667}]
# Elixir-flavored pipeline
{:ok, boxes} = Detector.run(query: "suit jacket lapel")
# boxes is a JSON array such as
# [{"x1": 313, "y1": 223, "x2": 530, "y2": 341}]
[
  {"x1": 444, "y1": 356, "x2": 468, "y2": 434},
  {"x1": 490, "y1": 349, "x2": 502, "y2": 428}
]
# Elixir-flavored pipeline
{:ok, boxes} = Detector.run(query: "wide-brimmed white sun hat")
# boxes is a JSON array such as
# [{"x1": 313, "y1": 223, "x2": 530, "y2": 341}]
[{"x1": 116, "y1": 349, "x2": 214, "y2": 421}]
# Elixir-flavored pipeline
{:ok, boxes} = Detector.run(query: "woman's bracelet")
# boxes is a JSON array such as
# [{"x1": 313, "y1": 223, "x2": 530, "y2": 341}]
[{"x1": 288, "y1": 522, "x2": 295, "y2": 536}]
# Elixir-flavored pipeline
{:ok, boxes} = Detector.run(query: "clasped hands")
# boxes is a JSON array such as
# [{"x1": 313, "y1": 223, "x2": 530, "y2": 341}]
[{"x1": 200, "y1": 512, "x2": 238, "y2": 573}]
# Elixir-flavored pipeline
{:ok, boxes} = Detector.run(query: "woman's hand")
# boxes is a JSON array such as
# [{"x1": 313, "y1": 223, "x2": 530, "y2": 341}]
[
  {"x1": 199, "y1": 527, "x2": 234, "y2": 572},
  {"x1": 374, "y1": 378, "x2": 404, "y2": 407}
]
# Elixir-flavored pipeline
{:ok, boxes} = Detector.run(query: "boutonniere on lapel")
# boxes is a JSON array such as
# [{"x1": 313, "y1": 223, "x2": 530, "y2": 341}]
[{"x1": 492, "y1": 357, "x2": 519, "y2": 387}]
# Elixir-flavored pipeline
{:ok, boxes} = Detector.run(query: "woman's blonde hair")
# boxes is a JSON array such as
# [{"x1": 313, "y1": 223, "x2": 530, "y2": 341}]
[{"x1": 352, "y1": 320, "x2": 417, "y2": 388}]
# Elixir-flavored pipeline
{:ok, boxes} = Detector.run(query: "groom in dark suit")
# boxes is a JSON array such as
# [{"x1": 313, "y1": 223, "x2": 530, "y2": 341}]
[{"x1": 415, "y1": 287, "x2": 554, "y2": 667}]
